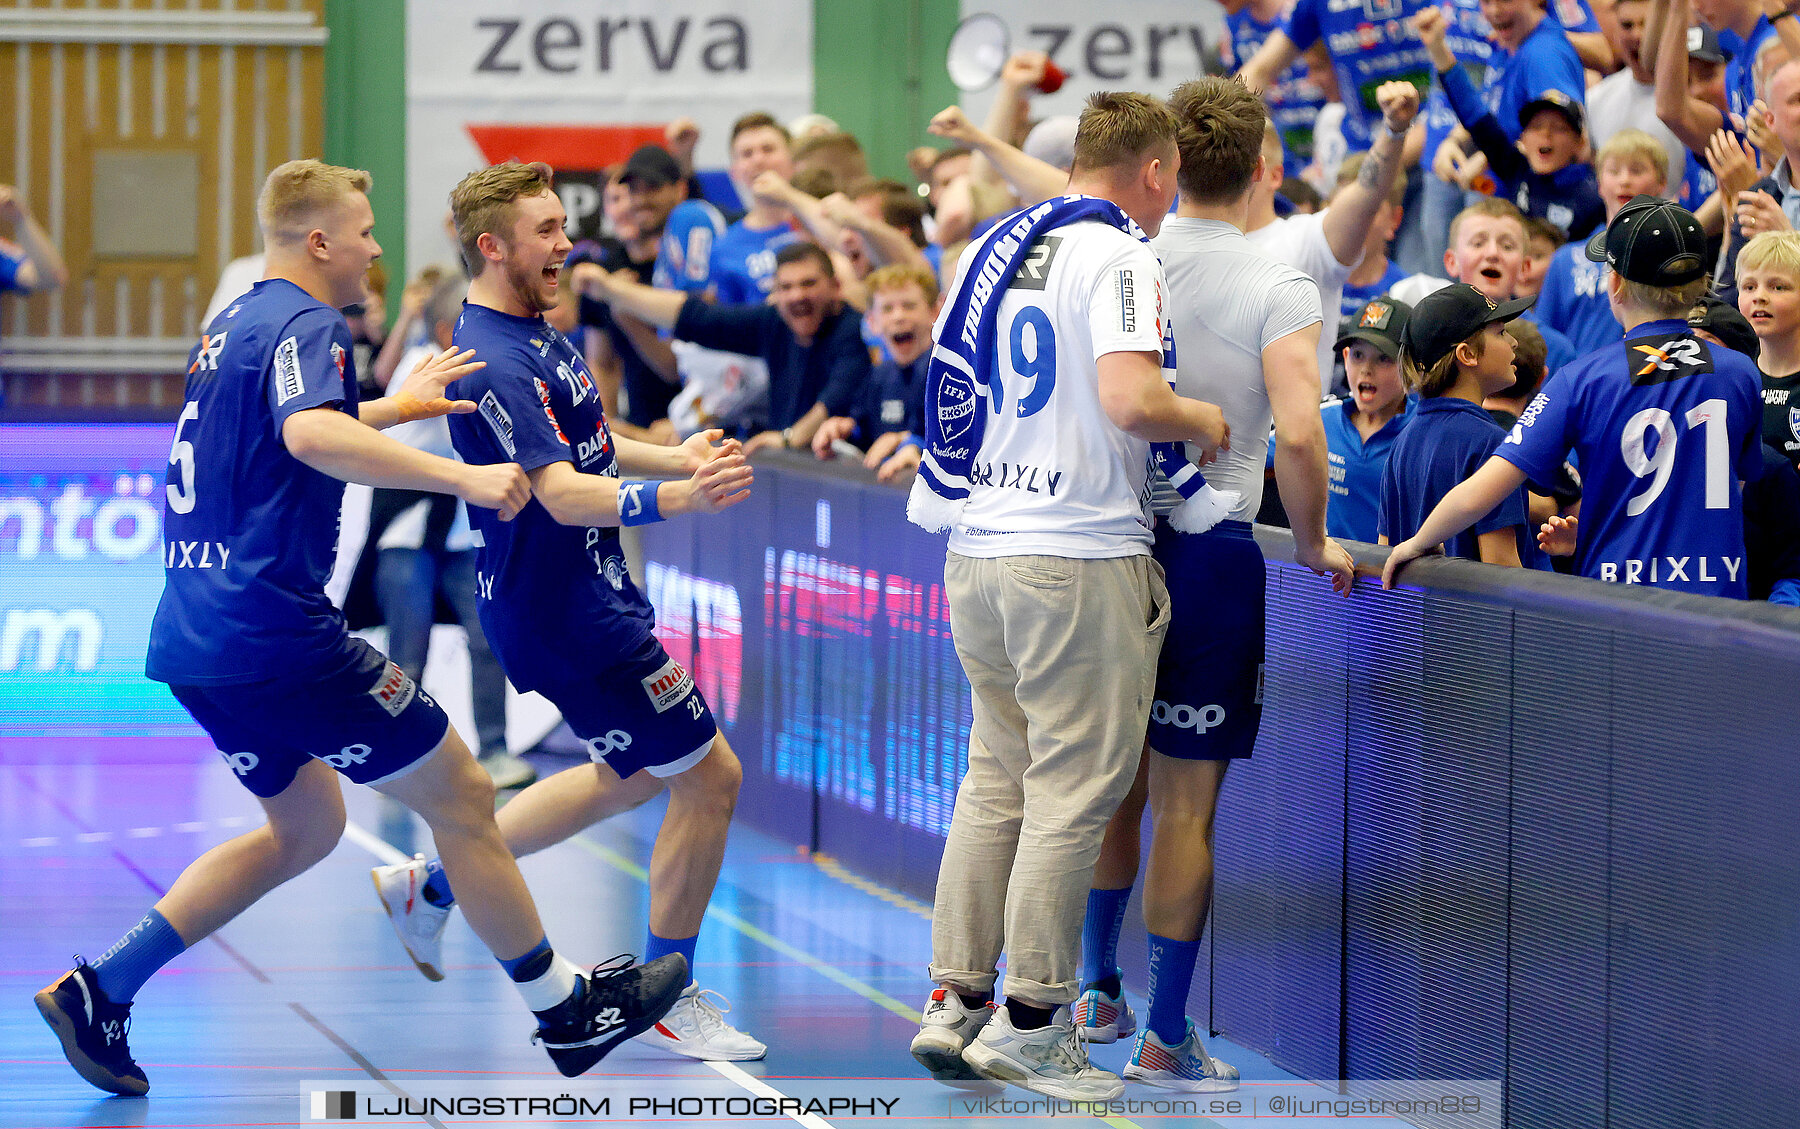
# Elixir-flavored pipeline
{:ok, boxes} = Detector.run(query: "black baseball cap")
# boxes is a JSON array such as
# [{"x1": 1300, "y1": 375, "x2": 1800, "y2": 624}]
[
  {"x1": 618, "y1": 144, "x2": 682, "y2": 188},
  {"x1": 1584, "y1": 195, "x2": 1709, "y2": 286},
  {"x1": 1400, "y1": 284, "x2": 1533, "y2": 371},
  {"x1": 1687, "y1": 295, "x2": 1760, "y2": 359},
  {"x1": 1687, "y1": 23, "x2": 1726, "y2": 64},
  {"x1": 1519, "y1": 88, "x2": 1584, "y2": 134},
  {"x1": 1335, "y1": 297, "x2": 1413, "y2": 359}
]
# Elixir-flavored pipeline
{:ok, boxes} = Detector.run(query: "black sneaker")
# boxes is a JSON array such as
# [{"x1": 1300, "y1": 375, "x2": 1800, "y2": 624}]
[
  {"x1": 35, "y1": 959, "x2": 148, "y2": 1096},
  {"x1": 532, "y1": 953, "x2": 688, "y2": 1077}
]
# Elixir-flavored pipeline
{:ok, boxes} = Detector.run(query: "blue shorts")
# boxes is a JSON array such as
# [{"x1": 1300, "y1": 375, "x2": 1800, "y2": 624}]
[
  {"x1": 170, "y1": 638, "x2": 450, "y2": 798},
  {"x1": 539, "y1": 634, "x2": 717, "y2": 780},
  {"x1": 1148, "y1": 520, "x2": 1265, "y2": 761}
]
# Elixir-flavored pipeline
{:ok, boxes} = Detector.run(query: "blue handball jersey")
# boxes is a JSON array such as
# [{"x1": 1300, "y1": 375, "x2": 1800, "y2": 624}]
[
  {"x1": 146, "y1": 278, "x2": 362, "y2": 685},
  {"x1": 1283, "y1": 0, "x2": 1434, "y2": 149},
  {"x1": 446, "y1": 302, "x2": 657, "y2": 692},
  {"x1": 709, "y1": 217, "x2": 799, "y2": 304},
  {"x1": 653, "y1": 199, "x2": 728, "y2": 295},
  {"x1": 1496, "y1": 319, "x2": 1763, "y2": 597}
]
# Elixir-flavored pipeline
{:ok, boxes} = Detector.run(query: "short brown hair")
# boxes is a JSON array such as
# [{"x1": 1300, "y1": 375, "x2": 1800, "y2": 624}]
[
  {"x1": 1499, "y1": 318, "x2": 1547, "y2": 399},
  {"x1": 848, "y1": 177, "x2": 929, "y2": 248},
  {"x1": 1522, "y1": 216, "x2": 1565, "y2": 255},
  {"x1": 257, "y1": 159, "x2": 371, "y2": 247},
  {"x1": 1167, "y1": 77, "x2": 1266, "y2": 205},
  {"x1": 865, "y1": 263, "x2": 939, "y2": 306},
  {"x1": 1448, "y1": 197, "x2": 1527, "y2": 251},
  {"x1": 775, "y1": 240, "x2": 834, "y2": 278},
  {"x1": 1336, "y1": 153, "x2": 1408, "y2": 208},
  {"x1": 449, "y1": 161, "x2": 554, "y2": 276},
  {"x1": 1406, "y1": 328, "x2": 1487, "y2": 397},
  {"x1": 731, "y1": 112, "x2": 790, "y2": 147},
  {"x1": 1072, "y1": 91, "x2": 1181, "y2": 177}
]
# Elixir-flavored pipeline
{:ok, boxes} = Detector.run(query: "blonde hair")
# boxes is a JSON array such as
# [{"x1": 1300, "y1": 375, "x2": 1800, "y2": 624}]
[
  {"x1": 864, "y1": 263, "x2": 939, "y2": 306},
  {"x1": 1405, "y1": 331, "x2": 1487, "y2": 397},
  {"x1": 1738, "y1": 230, "x2": 1800, "y2": 279},
  {"x1": 449, "y1": 161, "x2": 555, "y2": 276},
  {"x1": 1617, "y1": 276, "x2": 1712, "y2": 318},
  {"x1": 1595, "y1": 129, "x2": 1670, "y2": 187},
  {"x1": 1073, "y1": 91, "x2": 1181, "y2": 176},
  {"x1": 257, "y1": 159, "x2": 371, "y2": 247},
  {"x1": 1448, "y1": 197, "x2": 1526, "y2": 251}
]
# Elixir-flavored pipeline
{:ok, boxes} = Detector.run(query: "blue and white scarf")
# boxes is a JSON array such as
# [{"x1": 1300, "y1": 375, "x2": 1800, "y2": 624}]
[{"x1": 907, "y1": 194, "x2": 1237, "y2": 535}]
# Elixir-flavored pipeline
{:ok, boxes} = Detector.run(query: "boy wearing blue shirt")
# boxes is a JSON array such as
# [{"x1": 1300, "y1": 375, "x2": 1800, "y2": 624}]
[
  {"x1": 1378, "y1": 283, "x2": 1548, "y2": 567},
  {"x1": 1385, "y1": 197, "x2": 1762, "y2": 596},
  {"x1": 375, "y1": 161, "x2": 769, "y2": 1063},
  {"x1": 1326, "y1": 298, "x2": 1418, "y2": 542},
  {"x1": 35, "y1": 160, "x2": 688, "y2": 1097}
]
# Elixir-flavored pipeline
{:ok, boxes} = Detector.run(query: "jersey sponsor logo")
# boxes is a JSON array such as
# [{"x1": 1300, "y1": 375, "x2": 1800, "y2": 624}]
[
  {"x1": 938, "y1": 368, "x2": 977, "y2": 443},
  {"x1": 322, "y1": 743, "x2": 373, "y2": 770},
  {"x1": 1627, "y1": 332, "x2": 1711, "y2": 386},
  {"x1": 331, "y1": 341, "x2": 346, "y2": 383},
  {"x1": 368, "y1": 661, "x2": 417, "y2": 718},
  {"x1": 190, "y1": 332, "x2": 227, "y2": 374},
  {"x1": 582, "y1": 728, "x2": 633, "y2": 759},
  {"x1": 529, "y1": 336, "x2": 552, "y2": 358},
  {"x1": 1151, "y1": 699, "x2": 1228, "y2": 732},
  {"x1": 575, "y1": 428, "x2": 610, "y2": 465},
  {"x1": 479, "y1": 391, "x2": 517, "y2": 456},
  {"x1": 220, "y1": 750, "x2": 260, "y2": 776},
  {"x1": 1505, "y1": 391, "x2": 1551, "y2": 445},
  {"x1": 1009, "y1": 235, "x2": 1061, "y2": 291},
  {"x1": 534, "y1": 377, "x2": 570, "y2": 445},
  {"x1": 274, "y1": 336, "x2": 305, "y2": 405},
  {"x1": 641, "y1": 656, "x2": 695, "y2": 714},
  {"x1": 1117, "y1": 268, "x2": 1137, "y2": 333},
  {"x1": 1763, "y1": 387, "x2": 1790, "y2": 405}
]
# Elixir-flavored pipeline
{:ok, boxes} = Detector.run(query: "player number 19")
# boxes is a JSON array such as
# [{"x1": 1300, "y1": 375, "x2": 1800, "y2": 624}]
[{"x1": 1620, "y1": 399, "x2": 1729, "y2": 517}]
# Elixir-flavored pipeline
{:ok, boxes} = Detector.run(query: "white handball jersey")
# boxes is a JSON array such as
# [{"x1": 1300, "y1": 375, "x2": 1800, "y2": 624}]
[
  {"x1": 1153, "y1": 218, "x2": 1323, "y2": 522},
  {"x1": 1246, "y1": 211, "x2": 1355, "y2": 393},
  {"x1": 944, "y1": 217, "x2": 1169, "y2": 559}
]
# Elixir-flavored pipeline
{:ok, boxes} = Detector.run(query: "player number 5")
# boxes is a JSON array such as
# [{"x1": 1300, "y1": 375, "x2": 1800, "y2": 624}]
[
  {"x1": 166, "y1": 402, "x2": 200, "y2": 514},
  {"x1": 1620, "y1": 399, "x2": 1729, "y2": 517}
]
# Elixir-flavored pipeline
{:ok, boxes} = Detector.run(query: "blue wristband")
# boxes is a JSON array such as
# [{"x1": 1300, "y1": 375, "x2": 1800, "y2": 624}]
[{"x1": 618, "y1": 480, "x2": 665, "y2": 526}]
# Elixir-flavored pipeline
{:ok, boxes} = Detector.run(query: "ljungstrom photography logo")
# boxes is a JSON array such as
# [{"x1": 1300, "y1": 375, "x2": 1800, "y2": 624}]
[{"x1": 311, "y1": 1090, "x2": 356, "y2": 1119}]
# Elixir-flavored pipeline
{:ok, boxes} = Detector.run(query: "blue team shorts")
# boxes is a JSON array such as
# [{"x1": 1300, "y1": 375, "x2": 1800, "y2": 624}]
[
  {"x1": 1147, "y1": 520, "x2": 1266, "y2": 761},
  {"x1": 538, "y1": 633, "x2": 718, "y2": 780},
  {"x1": 170, "y1": 638, "x2": 450, "y2": 798}
]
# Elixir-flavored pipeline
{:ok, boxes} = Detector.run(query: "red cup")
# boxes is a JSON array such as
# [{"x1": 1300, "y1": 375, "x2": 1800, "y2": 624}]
[{"x1": 1037, "y1": 60, "x2": 1067, "y2": 94}]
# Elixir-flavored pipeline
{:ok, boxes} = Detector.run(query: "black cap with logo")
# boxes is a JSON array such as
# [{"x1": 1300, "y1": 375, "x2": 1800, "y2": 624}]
[
  {"x1": 1401, "y1": 284, "x2": 1533, "y2": 372},
  {"x1": 1519, "y1": 88, "x2": 1584, "y2": 134},
  {"x1": 1584, "y1": 195, "x2": 1709, "y2": 286},
  {"x1": 1687, "y1": 23, "x2": 1726, "y2": 64},
  {"x1": 618, "y1": 145, "x2": 682, "y2": 188},
  {"x1": 1335, "y1": 297, "x2": 1413, "y2": 359}
]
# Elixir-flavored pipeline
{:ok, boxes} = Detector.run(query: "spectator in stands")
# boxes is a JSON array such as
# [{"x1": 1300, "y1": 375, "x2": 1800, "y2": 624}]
[
  {"x1": 1388, "y1": 197, "x2": 1762, "y2": 597},
  {"x1": 1335, "y1": 155, "x2": 1410, "y2": 321},
  {"x1": 1414, "y1": 9, "x2": 1604, "y2": 241},
  {"x1": 1393, "y1": 198, "x2": 1579, "y2": 372},
  {"x1": 1324, "y1": 298, "x2": 1417, "y2": 543},
  {"x1": 374, "y1": 276, "x2": 531, "y2": 790},
  {"x1": 1736, "y1": 229, "x2": 1800, "y2": 465},
  {"x1": 792, "y1": 131, "x2": 869, "y2": 196},
  {"x1": 370, "y1": 266, "x2": 447, "y2": 391},
  {"x1": 1535, "y1": 130, "x2": 1673, "y2": 354},
  {"x1": 1516, "y1": 217, "x2": 1564, "y2": 299},
  {"x1": 1379, "y1": 283, "x2": 1548, "y2": 568},
  {"x1": 1588, "y1": 0, "x2": 1691, "y2": 188},
  {"x1": 811, "y1": 263, "x2": 937, "y2": 477},
  {"x1": 581, "y1": 241, "x2": 870, "y2": 454},
  {"x1": 1221, "y1": 0, "x2": 1332, "y2": 179},
  {"x1": 715, "y1": 114, "x2": 801, "y2": 303},
  {"x1": 0, "y1": 181, "x2": 66, "y2": 306},
  {"x1": 1487, "y1": 318, "x2": 1548, "y2": 429},
  {"x1": 748, "y1": 172, "x2": 932, "y2": 302}
]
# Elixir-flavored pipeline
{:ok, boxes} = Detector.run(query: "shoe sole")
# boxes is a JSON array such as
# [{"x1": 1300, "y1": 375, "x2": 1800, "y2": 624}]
[
  {"x1": 962, "y1": 1041, "x2": 1123, "y2": 1103},
  {"x1": 634, "y1": 1027, "x2": 768, "y2": 1062},
  {"x1": 549, "y1": 971, "x2": 689, "y2": 1078},
  {"x1": 369, "y1": 870, "x2": 445, "y2": 982},
  {"x1": 1122, "y1": 1065, "x2": 1239, "y2": 1093},
  {"x1": 34, "y1": 987, "x2": 148, "y2": 1097}
]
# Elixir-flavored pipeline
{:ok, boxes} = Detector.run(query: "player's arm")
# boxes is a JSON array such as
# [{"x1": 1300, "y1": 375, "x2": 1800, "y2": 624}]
[
  {"x1": 1097, "y1": 351, "x2": 1229, "y2": 449},
  {"x1": 1381, "y1": 455, "x2": 1531, "y2": 585},
  {"x1": 358, "y1": 346, "x2": 485, "y2": 431},
  {"x1": 1266, "y1": 323, "x2": 1355, "y2": 595},
  {"x1": 282, "y1": 408, "x2": 530, "y2": 520},
  {"x1": 528, "y1": 449, "x2": 751, "y2": 528},
  {"x1": 1321, "y1": 81, "x2": 1419, "y2": 267},
  {"x1": 614, "y1": 428, "x2": 740, "y2": 476}
]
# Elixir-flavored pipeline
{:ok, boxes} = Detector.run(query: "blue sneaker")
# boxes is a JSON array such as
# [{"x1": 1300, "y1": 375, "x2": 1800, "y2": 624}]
[
  {"x1": 35, "y1": 959, "x2": 148, "y2": 1096},
  {"x1": 1122, "y1": 1020, "x2": 1239, "y2": 1092}
]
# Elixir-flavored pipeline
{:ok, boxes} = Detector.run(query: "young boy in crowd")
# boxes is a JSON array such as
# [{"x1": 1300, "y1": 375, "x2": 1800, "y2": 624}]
[
  {"x1": 1735, "y1": 230, "x2": 1800, "y2": 468},
  {"x1": 1323, "y1": 298, "x2": 1416, "y2": 543},
  {"x1": 1385, "y1": 197, "x2": 1762, "y2": 597},
  {"x1": 1413, "y1": 8, "x2": 1605, "y2": 241},
  {"x1": 1516, "y1": 218, "x2": 1563, "y2": 300},
  {"x1": 811, "y1": 263, "x2": 939, "y2": 477},
  {"x1": 1534, "y1": 129, "x2": 1670, "y2": 355},
  {"x1": 1378, "y1": 283, "x2": 1548, "y2": 568}
]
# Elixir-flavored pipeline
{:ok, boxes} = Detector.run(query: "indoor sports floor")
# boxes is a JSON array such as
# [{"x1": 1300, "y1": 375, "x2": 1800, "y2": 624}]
[{"x1": 2, "y1": 733, "x2": 1423, "y2": 1129}]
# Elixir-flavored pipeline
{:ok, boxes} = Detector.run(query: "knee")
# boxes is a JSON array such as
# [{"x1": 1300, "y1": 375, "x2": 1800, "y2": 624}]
[
  {"x1": 675, "y1": 740, "x2": 740, "y2": 820},
  {"x1": 271, "y1": 808, "x2": 345, "y2": 872}
]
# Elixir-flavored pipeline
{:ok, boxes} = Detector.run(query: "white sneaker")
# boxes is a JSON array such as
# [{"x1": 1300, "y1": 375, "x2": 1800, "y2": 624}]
[
  {"x1": 961, "y1": 1004, "x2": 1123, "y2": 1103},
  {"x1": 910, "y1": 987, "x2": 994, "y2": 1083},
  {"x1": 371, "y1": 854, "x2": 452, "y2": 982},
  {"x1": 1122, "y1": 1020, "x2": 1240, "y2": 1092},
  {"x1": 634, "y1": 983, "x2": 766, "y2": 1061},
  {"x1": 1072, "y1": 982, "x2": 1137, "y2": 1043}
]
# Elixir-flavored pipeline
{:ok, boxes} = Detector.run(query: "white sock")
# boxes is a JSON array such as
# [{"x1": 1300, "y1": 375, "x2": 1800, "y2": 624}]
[{"x1": 516, "y1": 953, "x2": 582, "y2": 1014}]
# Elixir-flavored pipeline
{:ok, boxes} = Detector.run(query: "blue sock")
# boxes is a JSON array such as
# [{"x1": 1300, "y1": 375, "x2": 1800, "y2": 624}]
[
  {"x1": 645, "y1": 929, "x2": 697, "y2": 987},
  {"x1": 91, "y1": 908, "x2": 187, "y2": 1004},
  {"x1": 498, "y1": 937, "x2": 552, "y2": 982},
  {"x1": 421, "y1": 858, "x2": 454, "y2": 908},
  {"x1": 1145, "y1": 932, "x2": 1200, "y2": 1046},
  {"x1": 1081, "y1": 886, "x2": 1132, "y2": 989}
]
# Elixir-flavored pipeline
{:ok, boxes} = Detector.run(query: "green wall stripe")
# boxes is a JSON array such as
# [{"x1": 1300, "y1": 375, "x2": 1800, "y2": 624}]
[
  {"x1": 813, "y1": 0, "x2": 960, "y2": 182},
  {"x1": 324, "y1": 0, "x2": 407, "y2": 317}
]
